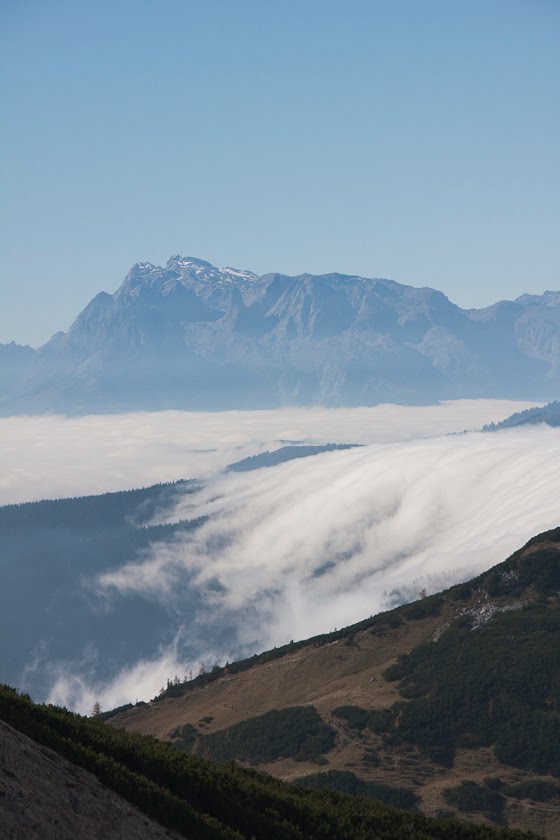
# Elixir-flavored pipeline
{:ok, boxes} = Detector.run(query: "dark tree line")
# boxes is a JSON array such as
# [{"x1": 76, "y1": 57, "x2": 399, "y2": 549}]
[{"x1": 0, "y1": 686, "x2": 539, "y2": 840}]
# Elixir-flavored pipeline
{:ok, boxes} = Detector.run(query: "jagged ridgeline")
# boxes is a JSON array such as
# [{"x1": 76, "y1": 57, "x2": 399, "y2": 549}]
[
  {"x1": 112, "y1": 528, "x2": 560, "y2": 838},
  {"x1": 0, "y1": 686, "x2": 540, "y2": 840},
  {"x1": 2, "y1": 256, "x2": 560, "y2": 415}
]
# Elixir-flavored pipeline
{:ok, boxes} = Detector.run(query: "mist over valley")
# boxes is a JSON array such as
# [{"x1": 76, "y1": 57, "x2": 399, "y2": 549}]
[{"x1": 2, "y1": 400, "x2": 559, "y2": 717}]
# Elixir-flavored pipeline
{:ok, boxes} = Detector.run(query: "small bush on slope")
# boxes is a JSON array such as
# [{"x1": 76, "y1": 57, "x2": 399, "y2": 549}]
[
  {"x1": 297, "y1": 770, "x2": 418, "y2": 810},
  {"x1": 181, "y1": 706, "x2": 336, "y2": 764}
]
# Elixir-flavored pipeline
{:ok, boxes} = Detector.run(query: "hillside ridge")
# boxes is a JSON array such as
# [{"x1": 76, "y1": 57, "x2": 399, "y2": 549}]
[
  {"x1": 112, "y1": 527, "x2": 560, "y2": 838},
  {"x1": 1, "y1": 684, "x2": 536, "y2": 840}
]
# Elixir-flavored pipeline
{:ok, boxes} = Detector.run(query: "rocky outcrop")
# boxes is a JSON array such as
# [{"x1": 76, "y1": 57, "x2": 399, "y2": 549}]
[{"x1": 0, "y1": 719, "x2": 182, "y2": 840}]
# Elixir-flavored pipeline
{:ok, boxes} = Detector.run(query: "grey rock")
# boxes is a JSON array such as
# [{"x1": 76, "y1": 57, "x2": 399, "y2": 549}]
[
  {"x1": 2, "y1": 256, "x2": 560, "y2": 414},
  {"x1": 0, "y1": 719, "x2": 183, "y2": 839}
]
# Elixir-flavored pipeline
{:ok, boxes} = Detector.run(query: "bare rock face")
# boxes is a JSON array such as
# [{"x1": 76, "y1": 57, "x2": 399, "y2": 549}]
[
  {"x1": 3, "y1": 255, "x2": 560, "y2": 414},
  {"x1": 0, "y1": 719, "x2": 182, "y2": 840}
]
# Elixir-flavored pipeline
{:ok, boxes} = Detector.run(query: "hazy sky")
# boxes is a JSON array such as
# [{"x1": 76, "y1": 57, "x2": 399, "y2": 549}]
[{"x1": 2, "y1": 1, "x2": 559, "y2": 346}]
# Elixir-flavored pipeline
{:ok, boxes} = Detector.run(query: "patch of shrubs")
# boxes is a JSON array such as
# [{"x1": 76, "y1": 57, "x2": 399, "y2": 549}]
[
  {"x1": 297, "y1": 770, "x2": 418, "y2": 810},
  {"x1": 443, "y1": 781, "x2": 505, "y2": 822},
  {"x1": 448, "y1": 583, "x2": 473, "y2": 602},
  {"x1": 382, "y1": 589, "x2": 560, "y2": 773},
  {"x1": 170, "y1": 723, "x2": 198, "y2": 750},
  {"x1": 503, "y1": 779, "x2": 560, "y2": 802},
  {"x1": 362, "y1": 748, "x2": 380, "y2": 766},
  {"x1": 400, "y1": 596, "x2": 444, "y2": 621},
  {"x1": 483, "y1": 778, "x2": 504, "y2": 791},
  {"x1": 332, "y1": 705, "x2": 396, "y2": 734},
  {"x1": 196, "y1": 706, "x2": 336, "y2": 764},
  {"x1": 0, "y1": 685, "x2": 543, "y2": 840},
  {"x1": 332, "y1": 705, "x2": 370, "y2": 730}
]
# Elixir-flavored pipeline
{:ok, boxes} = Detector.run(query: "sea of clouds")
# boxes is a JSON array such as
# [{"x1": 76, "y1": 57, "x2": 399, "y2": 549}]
[
  {"x1": 5, "y1": 399, "x2": 560, "y2": 713},
  {"x1": 0, "y1": 399, "x2": 532, "y2": 505}
]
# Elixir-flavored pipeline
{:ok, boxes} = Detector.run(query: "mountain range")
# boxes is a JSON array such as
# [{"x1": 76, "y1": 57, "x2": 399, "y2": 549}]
[{"x1": 2, "y1": 256, "x2": 560, "y2": 413}]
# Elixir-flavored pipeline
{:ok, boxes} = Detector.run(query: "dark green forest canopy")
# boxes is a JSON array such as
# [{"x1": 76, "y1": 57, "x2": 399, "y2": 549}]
[
  {"x1": 226, "y1": 443, "x2": 359, "y2": 472},
  {"x1": 0, "y1": 479, "x2": 198, "y2": 530},
  {"x1": 296, "y1": 770, "x2": 419, "y2": 811},
  {"x1": 483, "y1": 401, "x2": 560, "y2": 430},
  {"x1": 381, "y1": 537, "x2": 560, "y2": 772},
  {"x1": 0, "y1": 686, "x2": 541, "y2": 840},
  {"x1": 172, "y1": 706, "x2": 336, "y2": 764},
  {"x1": 0, "y1": 479, "x2": 204, "y2": 696}
]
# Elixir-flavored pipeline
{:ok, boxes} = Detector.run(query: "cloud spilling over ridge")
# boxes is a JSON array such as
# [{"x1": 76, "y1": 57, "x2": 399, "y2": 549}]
[
  {"x1": 86, "y1": 424, "x2": 560, "y2": 713},
  {"x1": 46, "y1": 644, "x2": 192, "y2": 714},
  {"x1": 0, "y1": 399, "x2": 534, "y2": 505}
]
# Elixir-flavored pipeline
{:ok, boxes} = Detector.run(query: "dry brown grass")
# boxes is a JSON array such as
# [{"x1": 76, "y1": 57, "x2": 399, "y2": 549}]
[
  {"x1": 114, "y1": 609, "x2": 444, "y2": 739},
  {"x1": 113, "y1": 595, "x2": 560, "y2": 838}
]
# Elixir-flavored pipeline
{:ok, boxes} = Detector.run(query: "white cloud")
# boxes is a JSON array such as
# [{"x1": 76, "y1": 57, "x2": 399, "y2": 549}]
[
  {"x1": 95, "y1": 424, "x2": 560, "y2": 709},
  {"x1": 45, "y1": 634, "x2": 231, "y2": 715},
  {"x1": 5, "y1": 399, "x2": 556, "y2": 712},
  {"x1": 0, "y1": 399, "x2": 535, "y2": 505},
  {"x1": 46, "y1": 644, "x2": 187, "y2": 714}
]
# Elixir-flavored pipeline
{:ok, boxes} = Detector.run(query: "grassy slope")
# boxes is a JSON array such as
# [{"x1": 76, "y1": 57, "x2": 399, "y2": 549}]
[
  {"x1": 113, "y1": 529, "x2": 560, "y2": 839},
  {"x1": 0, "y1": 685, "x2": 537, "y2": 840}
]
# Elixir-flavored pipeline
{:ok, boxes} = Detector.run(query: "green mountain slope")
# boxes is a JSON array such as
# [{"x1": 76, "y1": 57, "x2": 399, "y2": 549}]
[
  {"x1": 113, "y1": 528, "x2": 560, "y2": 838},
  {"x1": 0, "y1": 685, "x2": 539, "y2": 840}
]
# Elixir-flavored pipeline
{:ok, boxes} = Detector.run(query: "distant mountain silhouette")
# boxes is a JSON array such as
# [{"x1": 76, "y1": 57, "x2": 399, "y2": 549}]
[
  {"x1": 2, "y1": 255, "x2": 560, "y2": 413},
  {"x1": 226, "y1": 443, "x2": 360, "y2": 472}
]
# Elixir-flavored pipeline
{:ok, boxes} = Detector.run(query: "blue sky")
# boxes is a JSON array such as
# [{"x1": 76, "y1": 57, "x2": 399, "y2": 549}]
[{"x1": 1, "y1": 0, "x2": 559, "y2": 346}]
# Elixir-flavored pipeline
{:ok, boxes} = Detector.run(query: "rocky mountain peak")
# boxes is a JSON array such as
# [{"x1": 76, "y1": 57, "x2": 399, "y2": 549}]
[
  {"x1": 2, "y1": 255, "x2": 560, "y2": 414},
  {"x1": 166, "y1": 255, "x2": 213, "y2": 271}
]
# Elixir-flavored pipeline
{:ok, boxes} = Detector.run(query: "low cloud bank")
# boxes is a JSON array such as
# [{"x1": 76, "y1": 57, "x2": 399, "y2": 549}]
[
  {"x1": 81, "y1": 424, "x2": 560, "y2": 714},
  {"x1": 0, "y1": 399, "x2": 534, "y2": 505},
  {"x1": 46, "y1": 644, "x2": 191, "y2": 714}
]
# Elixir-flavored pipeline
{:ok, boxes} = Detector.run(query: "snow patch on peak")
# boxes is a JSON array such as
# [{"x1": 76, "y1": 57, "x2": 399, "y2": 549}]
[
  {"x1": 221, "y1": 266, "x2": 258, "y2": 282},
  {"x1": 167, "y1": 255, "x2": 213, "y2": 270},
  {"x1": 165, "y1": 255, "x2": 258, "y2": 287}
]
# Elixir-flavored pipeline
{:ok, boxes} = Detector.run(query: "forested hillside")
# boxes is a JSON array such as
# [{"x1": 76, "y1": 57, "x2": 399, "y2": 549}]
[
  {"x1": 226, "y1": 443, "x2": 359, "y2": 471},
  {"x1": 483, "y1": 401, "x2": 560, "y2": 430},
  {"x1": 114, "y1": 528, "x2": 560, "y2": 838},
  {"x1": 0, "y1": 479, "x2": 202, "y2": 698},
  {"x1": 0, "y1": 685, "x2": 539, "y2": 840}
]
